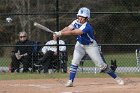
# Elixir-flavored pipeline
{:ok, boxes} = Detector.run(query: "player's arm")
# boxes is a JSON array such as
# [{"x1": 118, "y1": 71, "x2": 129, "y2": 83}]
[
  {"x1": 54, "y1": 28, "x2": 83, "y2": 36},
  {"x1": 61, "y1": 19, "x2": 76, "y2": 32},
  {"x1": 61, "y1": 29, "x2": 83, "y2": 35},
  {"x1": 61, "y1": 27, "x2": 72, "y2": 32},
  {"x1": 55, "y1": 19, "x2": 83, "y2": 36}
]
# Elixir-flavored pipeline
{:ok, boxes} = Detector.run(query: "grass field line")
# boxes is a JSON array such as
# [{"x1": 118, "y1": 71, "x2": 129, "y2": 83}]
[{"x1": 0, "y1": 66, "x2": 140, "y2": 73}]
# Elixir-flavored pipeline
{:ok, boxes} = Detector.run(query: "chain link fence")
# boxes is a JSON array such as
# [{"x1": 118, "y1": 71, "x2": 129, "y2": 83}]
[{"x1": 0, "y1": 0, "x2": 140, "y2": 73}]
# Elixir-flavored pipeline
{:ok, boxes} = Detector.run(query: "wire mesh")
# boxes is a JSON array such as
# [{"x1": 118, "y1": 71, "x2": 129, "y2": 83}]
[{"x1": 0, "y1": 0, "x2": 140, "y2": 73}]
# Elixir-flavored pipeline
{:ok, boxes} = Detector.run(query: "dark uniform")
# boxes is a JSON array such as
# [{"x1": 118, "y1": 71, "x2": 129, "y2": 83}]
[{"x1": 11, "y1": 39, "x2": 32, "y2": 73}]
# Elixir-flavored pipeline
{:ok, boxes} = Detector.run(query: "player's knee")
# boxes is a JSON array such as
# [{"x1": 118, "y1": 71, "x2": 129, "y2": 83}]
[
  {"x1": 99, "y1": 64, "x2": 110, "y2": 73},
  {"x1": 71, "y1": 59, "x2": 79, "y2": 66}
]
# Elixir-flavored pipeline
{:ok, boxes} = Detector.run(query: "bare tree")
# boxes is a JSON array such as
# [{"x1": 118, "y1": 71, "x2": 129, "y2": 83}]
[{"x1": 11, "y1": 0, "x2": 31, "y2": 38}]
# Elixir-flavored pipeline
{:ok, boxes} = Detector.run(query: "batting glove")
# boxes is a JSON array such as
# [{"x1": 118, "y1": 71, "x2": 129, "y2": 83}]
[{"x1": 54, "y1": 31, "x2": 62, "y2": 37}]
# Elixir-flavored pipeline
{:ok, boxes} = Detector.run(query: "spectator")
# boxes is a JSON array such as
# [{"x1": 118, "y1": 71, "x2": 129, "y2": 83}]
[
  {"x1": 38, "y1": 34, "x2": 66, "y2": 73},
  {"x1": 11, "y1": 31, "x2": 32, "y2": 73}
]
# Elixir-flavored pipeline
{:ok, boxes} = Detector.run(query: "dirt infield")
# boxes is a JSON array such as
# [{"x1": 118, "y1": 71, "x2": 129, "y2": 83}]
[{"x1": 0, "y1": 77, "x2": 140, "y2": 93}]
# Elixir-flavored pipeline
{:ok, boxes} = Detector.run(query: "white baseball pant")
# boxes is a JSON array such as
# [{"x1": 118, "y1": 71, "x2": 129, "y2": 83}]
[{"x1": 71, "y1": 40, "x2": 107, "y2": 70}]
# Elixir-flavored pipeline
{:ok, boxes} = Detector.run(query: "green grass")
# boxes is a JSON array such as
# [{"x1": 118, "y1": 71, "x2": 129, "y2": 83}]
[
  {"x1": 0, "y1": 57, "x2": 11, "y2": 66},
  {"x1": 104, "y1": 53, "x2": 137, "y2": 67},
  {"x1": 0, "y1": 52, "x2": 139, "y2": 80},
  {"x1": 0, "y1": 52, "x2": 137, "y2": 67},
  {"x1": 76, "y1": 52, "x2": 137, "y2": 67},
  {"x1": 0, "y1": 72, "x2": 140, "y2": 80},
  {"x1": 0, "y1": 73, "x2": 69, "y2": 80}
]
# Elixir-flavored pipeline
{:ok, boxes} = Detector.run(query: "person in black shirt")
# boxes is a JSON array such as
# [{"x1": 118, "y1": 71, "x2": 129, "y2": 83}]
[{"x1": 11, "y1": 31, "x2": 32, "y2": 73}]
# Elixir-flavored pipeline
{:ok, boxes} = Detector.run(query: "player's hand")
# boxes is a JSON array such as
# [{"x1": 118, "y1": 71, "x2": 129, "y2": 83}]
[
  {"x1": 15, "y1": 50, "x2": 22, "y2": 60},
  {"x1": 15, "y1": 53, "x2": 22, "y2": 60},
  {"x1": 54, "y1": 31, "x2": 62, "y2": 37}
]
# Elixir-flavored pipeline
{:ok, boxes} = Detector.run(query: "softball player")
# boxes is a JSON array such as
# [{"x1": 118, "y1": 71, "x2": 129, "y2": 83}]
[{"x1": 55, "y1": 7, "x2": 124, "y2": 87}]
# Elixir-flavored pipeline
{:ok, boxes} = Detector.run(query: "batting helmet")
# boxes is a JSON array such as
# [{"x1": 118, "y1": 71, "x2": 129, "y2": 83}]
[{"x1": 77, "y1": 7, "x2": 90, "y2": 19}]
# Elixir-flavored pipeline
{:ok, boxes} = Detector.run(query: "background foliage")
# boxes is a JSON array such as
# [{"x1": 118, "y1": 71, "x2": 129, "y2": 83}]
[{"x1": 0, "y1": 0, "x2": 139, "y2": 44}]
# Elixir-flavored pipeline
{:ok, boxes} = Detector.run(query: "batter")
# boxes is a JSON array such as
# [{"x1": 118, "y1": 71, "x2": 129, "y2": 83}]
[{"x1": 54, "y1": 7, "x2": 124, "y2": 87}]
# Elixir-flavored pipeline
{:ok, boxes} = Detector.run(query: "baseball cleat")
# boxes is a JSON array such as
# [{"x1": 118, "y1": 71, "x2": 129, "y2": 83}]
[
  {"x1": 114, "y1": 77, "x2": 124, "y2": 85},
  {"x1": 65, "y1": 80, "x2": 73, "y2": 87}
]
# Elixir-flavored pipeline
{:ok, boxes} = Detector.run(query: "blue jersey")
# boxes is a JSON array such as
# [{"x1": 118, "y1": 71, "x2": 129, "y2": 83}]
[{"x1": 68, "y1": 19, "x2": 96, "y2": 45}]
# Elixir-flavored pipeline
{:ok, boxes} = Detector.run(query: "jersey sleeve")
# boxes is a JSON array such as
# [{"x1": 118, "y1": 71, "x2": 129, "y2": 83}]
[
  {"x1": 68, "y1": 19, "x2": 77, "y2": 29},
  {"x1": 79, "y1": 23, "x2": 89, "y2": 34}
]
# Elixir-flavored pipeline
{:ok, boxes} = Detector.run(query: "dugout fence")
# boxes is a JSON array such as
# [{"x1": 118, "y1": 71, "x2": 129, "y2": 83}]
[
  {"x1": 0, "y1": 0, "x2": 140, "y2": 74},
  {"x1": 0, "y1": 44, "x2": 140, "y2": 73}
]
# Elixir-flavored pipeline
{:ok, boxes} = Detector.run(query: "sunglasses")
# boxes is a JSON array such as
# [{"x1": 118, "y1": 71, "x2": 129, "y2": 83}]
[{"x1": 19, "y1": 36, "x2": 26, "y2": 38}]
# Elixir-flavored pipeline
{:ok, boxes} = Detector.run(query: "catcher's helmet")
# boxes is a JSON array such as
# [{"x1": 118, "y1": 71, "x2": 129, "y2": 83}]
[{"x1": 77, "y1": 7, "x2": 90, "y2": 19}]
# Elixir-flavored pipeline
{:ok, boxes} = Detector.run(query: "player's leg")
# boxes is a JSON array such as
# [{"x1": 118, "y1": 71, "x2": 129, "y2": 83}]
[
  {"x1": 11, "y1": 55, "x2": 20, "y2": 73},
  {"x1": 86, "y1": 43, "x2": 124, "y2": 85},
  {"x1": 37, "y1": 51, "x2": 54, "y2": 73},
  {"x1": 22, "y1": 56, "x2": 30, "y2": 72},
  {"x1": 86, "y1": 45, "x2": 108, "y2": 72},
  {"x1": 66, "y1": 42, "x2": 85, "y2": 87}
]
